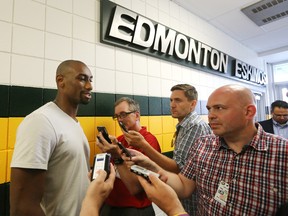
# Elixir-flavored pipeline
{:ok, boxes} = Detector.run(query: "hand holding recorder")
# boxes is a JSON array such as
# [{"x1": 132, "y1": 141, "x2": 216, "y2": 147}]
[
  {"x1": 91, "y1": 153, "x2": 111, "y2": 181},
  {"x1": 80, "y1": 164, "x2": 116, "y2": 216},
  {"x1": 130, "y1": 165, "x2": 160, "y2": 181}
]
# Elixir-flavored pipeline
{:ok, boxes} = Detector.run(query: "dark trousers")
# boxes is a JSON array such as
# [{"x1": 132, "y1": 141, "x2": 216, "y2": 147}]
[{"x1": 100, "y1": 203, "x2": 155, "y2": 216}]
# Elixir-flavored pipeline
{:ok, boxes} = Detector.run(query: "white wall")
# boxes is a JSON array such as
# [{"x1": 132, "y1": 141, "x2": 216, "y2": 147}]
[{"x1": 0, "y1": 0, "x2": 266, "y2": 100}]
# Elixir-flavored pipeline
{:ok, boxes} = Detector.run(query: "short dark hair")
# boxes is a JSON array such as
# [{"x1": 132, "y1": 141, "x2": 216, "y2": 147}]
[
  {"x1": 114, "y1": 97, "x2": 140, "y2": 113},
  {"x1": 170, "y1": 84, "x2": 198, "y2": 101},
  {"x1": 271, "y1": 100, "x2": 288, "y2": 113},
  {"x1": 56, "y1": 60, "x2": 86, "y2": 76}
]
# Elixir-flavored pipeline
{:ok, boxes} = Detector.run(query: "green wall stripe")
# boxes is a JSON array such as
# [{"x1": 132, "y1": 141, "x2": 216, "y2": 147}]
[
  {"x1": 133, "y1": 95, "x2": 149, "y2": 115},
  {"x1": 162, "y1": 98, "x2": 170, "y2": 115},
  {"x1": 9, "y1": 86, "x2": 43, "y2": 117},
  {"x1": 0, "y1": 85, "x2": 9, "y2": 117},
  {"x1": 94, "y1": 92, "x2": 114, "y2": 116},
  {"x1": 148, "y1": 96, "x2": 162, "y2": 116},
  {"x1": 0, "y1": 85, "x2": 207, "y2": 117}
]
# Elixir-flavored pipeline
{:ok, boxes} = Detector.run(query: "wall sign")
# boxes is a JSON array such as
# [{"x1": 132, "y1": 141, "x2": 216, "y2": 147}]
[{"x1": 100, "y1": 0, "x2": 267, "y2": 85}]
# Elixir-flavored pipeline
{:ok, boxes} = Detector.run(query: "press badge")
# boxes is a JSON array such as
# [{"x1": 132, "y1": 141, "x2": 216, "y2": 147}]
[{"x1": 214, "y1": 180, "x2": 229, "y2": 206}]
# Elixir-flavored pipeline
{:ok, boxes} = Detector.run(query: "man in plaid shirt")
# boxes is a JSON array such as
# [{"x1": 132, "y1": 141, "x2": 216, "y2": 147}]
[{"x1": 132, "y1": 84, "x2": 288, "y2": 215}]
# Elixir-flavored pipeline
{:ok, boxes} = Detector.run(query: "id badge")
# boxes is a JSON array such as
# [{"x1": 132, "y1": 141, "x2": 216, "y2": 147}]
[{"x1": 214, "y1": 180, "x2": 229, "y2": 206}]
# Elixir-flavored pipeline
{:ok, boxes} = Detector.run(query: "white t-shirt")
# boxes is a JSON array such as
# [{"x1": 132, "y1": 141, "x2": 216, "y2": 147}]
[{"x1": 11, "y1": 102, "x2": 90, "y2": 216}]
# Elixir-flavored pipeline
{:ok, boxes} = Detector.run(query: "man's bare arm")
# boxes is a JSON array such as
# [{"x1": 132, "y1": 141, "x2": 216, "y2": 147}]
[{"x1": 10, "y1": 168, "x2": 46, "y2": 216}]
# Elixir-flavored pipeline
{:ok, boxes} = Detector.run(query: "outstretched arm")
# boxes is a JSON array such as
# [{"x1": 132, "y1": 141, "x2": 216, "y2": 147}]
[
  {"x1": 131, "y1": 149, "x2": 196, "y2": 199},
  {"x1": 137, "y1": 174, "x2": 188, "y2": 216}
]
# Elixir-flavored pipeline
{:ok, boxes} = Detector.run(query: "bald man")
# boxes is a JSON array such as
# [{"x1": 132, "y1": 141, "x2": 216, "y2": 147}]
[
  {"x1": 132, "y1": 84, "x2": 288, "y2": 215},
  {"x1": 10, "y1": 60, "x2": 93, "y2": 216}
]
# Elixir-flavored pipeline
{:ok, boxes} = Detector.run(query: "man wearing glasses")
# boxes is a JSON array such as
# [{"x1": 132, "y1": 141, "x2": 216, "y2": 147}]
[
  {"x1": 258, "y1": 100, "x2": 288, "y2": 139},
  {"x1": 97, "y1": 97, "x2": 161, "y2": 216}
]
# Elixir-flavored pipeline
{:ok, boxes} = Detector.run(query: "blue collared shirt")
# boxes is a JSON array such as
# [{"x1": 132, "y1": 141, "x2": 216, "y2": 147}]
[{"x1": 273, "y1": 119, "x2": 288, "y2": 139}]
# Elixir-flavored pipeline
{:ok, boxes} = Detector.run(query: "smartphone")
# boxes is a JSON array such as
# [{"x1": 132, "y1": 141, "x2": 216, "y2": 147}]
[
  {"x1": 97, "y1": 126, "x2": 112, "y2": 144},
  {"x1": 119, "y1": 121, "x2": 128, "y2": 133},
  {"x1": 91, "y1": 153, "x2": 111, "y2": 180},
  {"x1": 117, "y1": 142, "x2": 132, "y2": 158},
  {"x1": 96, "y1": 136, "x2": 103, "y2": 144},
  {"x1": 130, "y1": 165, "x2": 159, "y2": 181}
]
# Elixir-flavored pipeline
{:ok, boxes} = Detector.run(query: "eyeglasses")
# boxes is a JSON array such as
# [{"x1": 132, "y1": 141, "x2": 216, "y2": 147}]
[
  {"x1": 273, "y1": 114, "x2": 288, "y2": 118},
  {"x1": 112, "y1": 111, "x2": 136, "y2": 120}
]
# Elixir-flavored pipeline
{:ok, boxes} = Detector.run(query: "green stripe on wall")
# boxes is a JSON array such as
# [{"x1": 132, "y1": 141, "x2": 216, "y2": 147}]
[
  {"x1": 10, "y1": 86, "x2": 43, "y2": 117},
  {"x1": 0, "y1": 84, "x2": 207, "y2": 117},
  {"x1": 0, "y1": 85, "x2": 9, "y2": 117}
]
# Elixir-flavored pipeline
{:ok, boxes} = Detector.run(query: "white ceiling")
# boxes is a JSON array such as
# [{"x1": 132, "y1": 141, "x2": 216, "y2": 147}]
[{"x1": 172, "y1": 0, "x2": 288, "y2": 64}]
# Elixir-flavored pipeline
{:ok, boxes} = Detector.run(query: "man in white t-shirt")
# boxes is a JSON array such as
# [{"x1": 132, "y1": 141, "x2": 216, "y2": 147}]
[{"x1": 10, "y1": 60, "x2": 93, "y2": 216}]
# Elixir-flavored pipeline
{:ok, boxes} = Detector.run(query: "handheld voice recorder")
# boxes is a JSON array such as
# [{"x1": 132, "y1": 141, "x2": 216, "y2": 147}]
[
  {"x1": 130, "y1": 165, "x2": 160, "y2": 181},
  {"x1": 91, "y1": 153, "x2": 111, "y2": 181}
]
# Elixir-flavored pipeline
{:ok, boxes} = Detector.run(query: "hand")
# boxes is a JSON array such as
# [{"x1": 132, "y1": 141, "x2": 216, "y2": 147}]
[
  {"x1": 124, "y1": 131, "x2": 148, "y2": 148},
  {"x1": 96, "y1": 133, "x2": 121, "y2": 158},
  {"x1": 137, "y1": 174, "x2": 186, "y2": 216},
  {"x1": 80, "y1": 164, "x2": 116, "y2": 216},
  {"x1": 129, "y1": 149, "x2": 159, "y2": 173},
  {"x1": 121, "y1": 154, "x2": 135, "y2": 170},
  {"x1": 89, "y1": 164, "x2": 116, "y2": 204}
]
